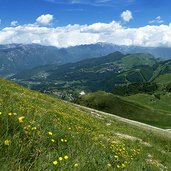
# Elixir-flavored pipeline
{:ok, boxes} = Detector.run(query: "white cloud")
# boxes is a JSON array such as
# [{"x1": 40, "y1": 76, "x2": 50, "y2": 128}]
[
  {"x1": 149, "y1": 16, "x2": 164, "y2": 24},
  {"x1": 0, "y1": 17, "x2": 171, "y2": 48},
  {"x1": 10, "y1": 21, "x2": 19, "y2": 27},
  {"x1": 36, "y1": 14, "x2": 54, "y2": 26},
  {"x1": 121, "y1": 10, "x2": 133, "y2": 22}
]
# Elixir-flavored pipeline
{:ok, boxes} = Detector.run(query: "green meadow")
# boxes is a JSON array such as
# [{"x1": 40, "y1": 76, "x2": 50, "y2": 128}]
[{"x1": 0, "y1": 78, "x2": 171, "y2": 170}]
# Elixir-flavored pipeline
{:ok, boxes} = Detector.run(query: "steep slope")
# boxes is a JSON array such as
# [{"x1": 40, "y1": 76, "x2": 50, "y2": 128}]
[
  {"x1": 0, "y1": 78, "x2": 171, "y2": 170},
  {"x1": 12, "y1": 52, "x2": 157, "y2": 93},
  {"x1": 125, "y1": 93, "x2": 171, "y2": 116},
  {"x1": 0, "y1": 44, "x2": 61, "y2": 76},
  {"x1": 76, "y1": 91, "x2": 171, "y2": 129}
]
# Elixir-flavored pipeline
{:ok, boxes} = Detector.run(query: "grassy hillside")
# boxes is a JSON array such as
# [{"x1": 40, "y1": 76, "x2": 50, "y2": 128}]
[
  {"x1": 76, "y1": 91, "x2": 171, "y2": 129},
  {"x1": 125, "y1": 93, "x2": 171, "y2": 116},
  {"x1": 154, "y1": 73, "x2": 171, "y2": 85},
  {"x1": 0, "y1": 78, "x2": 171, "y2": 170},
  {"x1": 121, "y1": 53, "x2": 156, "y2": 68}
]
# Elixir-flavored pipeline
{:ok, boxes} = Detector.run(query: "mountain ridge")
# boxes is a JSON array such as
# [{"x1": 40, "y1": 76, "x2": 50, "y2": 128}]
[
  {"x1": 11, "y1": 52, "x2": 158, "y2": 94},
  {"x1": 1, "y1": 43, "x2": 171, "y2": 76}
]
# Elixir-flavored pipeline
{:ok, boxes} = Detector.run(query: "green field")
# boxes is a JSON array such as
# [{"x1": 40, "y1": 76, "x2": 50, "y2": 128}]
[
  {"x1": 76, "y1": 91, "x2": 171, "y2": 129},
  {"x1": 154, "y1": 73, "x2": 171, "y2": 85},
  {"x1": 125, "y1": 93, "x2": 171, "y2": 115},
  {"x1": 0, "y1": 78, "x2": 170, "y2": 170}
]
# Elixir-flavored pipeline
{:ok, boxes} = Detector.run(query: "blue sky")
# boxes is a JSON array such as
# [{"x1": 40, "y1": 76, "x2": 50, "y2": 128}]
[
  {"x1": 0, "y1": 0, "x2": 170, "y2": 27},
  {"x1": 0, "y1": 0, "x2": 171, "y2": 47}
]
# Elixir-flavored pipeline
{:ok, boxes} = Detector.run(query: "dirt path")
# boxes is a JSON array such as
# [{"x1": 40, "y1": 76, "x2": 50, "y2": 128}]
[{"x1": 71, "y1": 103, "x2": 171, "y2": 138}]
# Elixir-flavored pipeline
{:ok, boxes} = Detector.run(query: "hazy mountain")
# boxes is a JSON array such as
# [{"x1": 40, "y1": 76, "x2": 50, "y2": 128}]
[
  {"x1": 1, "y1": 43, "x2": 171, "y2": 76},
  {"x1": 0, "y1": 43, "x2": 123, "y2": 76}
]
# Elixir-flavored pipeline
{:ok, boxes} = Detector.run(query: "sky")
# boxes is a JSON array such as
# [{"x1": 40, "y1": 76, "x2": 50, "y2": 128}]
[{"x1": 0, "y1": 0, "x2": 171, "y2": 47}]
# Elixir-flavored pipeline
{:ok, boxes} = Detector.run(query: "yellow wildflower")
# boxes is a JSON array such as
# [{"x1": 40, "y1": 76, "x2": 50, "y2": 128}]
[
  {"x1": 18, "y1": 116, "x2": 25, "y2": 123},
  {"x1": 32, "y1": 127, "x2": 37, "y2": 130},
  {"x1": 0, "y1": 112, "x2": 2, "y2": 115},
  {"x1": 61, "y1": 138, "x2": 64, "y2": 142},
  {"x1": 51, "y1": 139, "x2": 55, "y2": 143},
  {"x1": 122, "y1": 163, "x2": 126, "y2": 168},
  {"x1": 53, "y1": 160, "x2": 58, "y2": 165},
  {"x1": 64, "y1": 156, "x2": 69, "y2": 160},
  {"x1": 8, "y1": 112, "x2": 12, "y2": 116},
  {"x1": 48, "y1": 132, "x2": 53, "y2": 136},
  {"x1": 74, "y1": 163, "x2": 79, "y2": 167},
  {"x1": 4, "y1": 139, "x2": 11, "y2": 146},
  {"x1": 59, "y1": 157, "x2": 63, "y2": 161},
  {"x1": 24, "y1": 125, "x2": 31, "y2": 130},
  {"x1": 107, "y1": 163, "x2": 112, "y2": 167},
  {"x1": 117, "y1": 165, "x2": 120, "y2": 168}
]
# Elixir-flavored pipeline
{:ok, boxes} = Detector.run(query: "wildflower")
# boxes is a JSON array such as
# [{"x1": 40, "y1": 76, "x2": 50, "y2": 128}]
[
  {"x1": 13, "y1": 113, "x2": 17, "y2": 115},
  {"x1": 114, "y1": 155, "x2": 119, "y2": 159},
  {"x1": 8, "y1": 112, "x2": 12, "y2": 116},
  {"x1": 122, "y1": 163, "x2": 126, "y2": 168},
  {"x1": 31, "y1": 127, "x2": 37, "y2": 130},
  {"x1": 24, "y1": 125, "x2": 31, "y2": 130},
  {"x1": 18, "y1": 116, "x2": 25, "y2": 123},
  {"x1": 53, "y1": 160, "x2": 58, "y2": 165},
  {"x1": 117, "y1": 165, "x2": 120, "y2": 168},
  {"x1": 48, "y1": 132, "x2": 53, "y2": 136},
  {"x1": 61, "y1": 138, "x2": 67, "y2": 142},
  {"x1": 64, "y1": 156, "x2": 69, "y2": 160},
  {"x1": 59, "y1": 157, "x2": 63, "y2": 161},
  {"x1": 4, "y1": 139, "x2": 11, "y2": 146},
  {"x1": 51, "y1": 139, "x2": 55, "y2": 143},
  {"x1": 0, "y1": 112, "x2": 2, "y2": 115},
  {"x1": 74, "y1": 163, "x2": 79, "y2": 167},
  {"x1": 107, "y1": 163, "x2": 112, "y2": 167},
  {"x1": 30, "y1": 120, "x2": 35, "y2": 124}
]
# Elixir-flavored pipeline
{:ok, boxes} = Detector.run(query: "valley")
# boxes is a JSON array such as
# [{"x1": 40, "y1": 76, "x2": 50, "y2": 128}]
[{"x1": 3, "y1": 49, "x2": 169, "y2": 130}]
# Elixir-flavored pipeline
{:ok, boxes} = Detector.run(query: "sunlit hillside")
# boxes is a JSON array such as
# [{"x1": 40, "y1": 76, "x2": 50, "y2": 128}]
[{"x1": 0, "y1": 78, "x2": 171, "y2": 171}]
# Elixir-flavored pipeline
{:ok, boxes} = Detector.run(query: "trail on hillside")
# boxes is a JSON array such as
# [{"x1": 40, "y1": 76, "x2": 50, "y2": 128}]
[{"x1": 72, "y1": 103, "x2": 171, "y2": 138}]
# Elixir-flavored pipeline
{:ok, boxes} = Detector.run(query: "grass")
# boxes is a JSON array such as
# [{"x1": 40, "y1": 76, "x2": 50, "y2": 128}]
[
  {"x1": 0, "y1": 78, "x2": 171, "y2": 171},
  {"x1": 125, "y1": 93, "x2": 171, "y2": 115},
  {"x1": 76, "y1": 91, "x2": 171, "y2": 129},
  {"x1": 154, "y1": 73, "x2": 171, "y2": 85}
]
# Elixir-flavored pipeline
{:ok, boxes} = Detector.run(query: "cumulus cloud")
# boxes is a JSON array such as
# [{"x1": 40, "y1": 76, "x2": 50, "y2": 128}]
[
  {"x1": 36, "y1": 14, "x2": 54, "y2": 26},
  {"x1": 121, "y1": 10, "x2": 133, "y2": 22},
  {"x1": 149, "y1": 16, "x2": 164, "y2": 24},
  {"x1": 0, "y1": 17, "x2": 171, "y2": 48},
  {"x1": 10, "y1": 21, "x2": 19, "y2": 27}
]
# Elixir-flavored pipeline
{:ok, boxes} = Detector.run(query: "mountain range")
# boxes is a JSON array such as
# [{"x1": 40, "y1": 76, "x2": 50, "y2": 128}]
[
  {"x1": 1, "y1": 43, "x2": 171, "y2": 76},
  {"x1": 11, "y1": 52, "x2": 158, "y2": 94}
]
